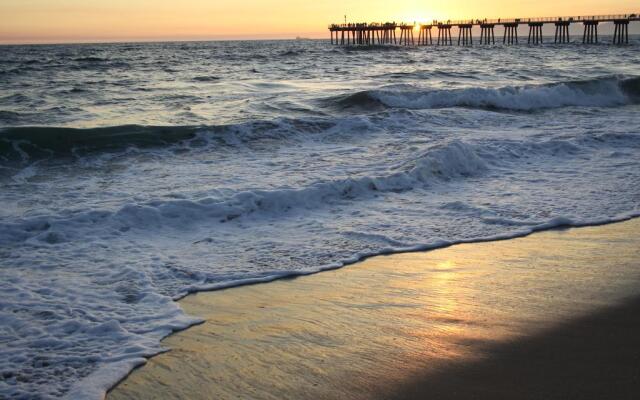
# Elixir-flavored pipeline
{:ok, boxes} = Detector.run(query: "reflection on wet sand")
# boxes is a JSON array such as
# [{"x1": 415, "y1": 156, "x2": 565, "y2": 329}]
[{"x1": 109, "y1": 219, "x2": 640, "y2": 400}]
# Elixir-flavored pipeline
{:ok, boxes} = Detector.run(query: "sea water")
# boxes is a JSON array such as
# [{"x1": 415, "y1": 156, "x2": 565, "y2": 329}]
[{"x1": 1, "y1": 38, "x2": 639, "y2": 398}]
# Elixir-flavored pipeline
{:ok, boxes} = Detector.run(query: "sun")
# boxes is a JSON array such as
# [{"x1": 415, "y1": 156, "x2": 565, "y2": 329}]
[
  {"x1": 399, "y1": 13, "x2": 434, "y2": 27},
  {"x1": 409, "y1": 16, "x2": 432, "y2": 30}
]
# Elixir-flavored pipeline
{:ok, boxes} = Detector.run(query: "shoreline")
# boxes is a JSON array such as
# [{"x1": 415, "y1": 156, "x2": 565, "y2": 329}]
[
  {"x1": 109, "y1": 217, "x2": 640, "y2": 399},
  {"x1": 170, "y1": 212, "x2": 640, "y2": 302}
]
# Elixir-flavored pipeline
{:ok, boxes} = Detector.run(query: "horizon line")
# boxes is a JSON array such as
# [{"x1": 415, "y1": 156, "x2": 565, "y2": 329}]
[{"x1": 0, "y1": 32, "x2": 329, "y2": 46}]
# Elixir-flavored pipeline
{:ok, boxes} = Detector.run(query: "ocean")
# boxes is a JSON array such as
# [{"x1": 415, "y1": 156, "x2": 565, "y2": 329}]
[{"x1": 1, "y1": 38, "x2": 639, "y2": 398}]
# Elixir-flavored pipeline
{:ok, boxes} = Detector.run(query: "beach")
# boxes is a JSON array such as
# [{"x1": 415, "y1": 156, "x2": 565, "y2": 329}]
[{"x1": 109, "y1": 218, "x2": 640, "y2": 399}]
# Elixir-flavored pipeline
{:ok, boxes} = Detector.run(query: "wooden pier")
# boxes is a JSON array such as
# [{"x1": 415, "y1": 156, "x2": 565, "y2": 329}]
[{"x1": 329, "y1": 13, "x2": 638, "y2": 46}]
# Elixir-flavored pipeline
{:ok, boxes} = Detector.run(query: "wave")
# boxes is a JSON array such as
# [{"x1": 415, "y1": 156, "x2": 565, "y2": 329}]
[
  {"x1": 278, "y1": 49, "x2": 306, "y2": 57},
  {"x1": 2, "y1": 76, "x2": 638, "y2": 165},
  {"x1": 332, "y1": 76, "x2": 640, "y2": 111},
  {"x1": 376, "y1": 69, "x2": 479, "y2": 80},
  {"x1": 5, "y1": 130, "x2": 639, "y2": 246},
  {"x1": 0, "y1": 110, "x2": 22, "y2": 123},
  {"x1": 192, "y1": 75, "x2": 221, "y2": 82},
  {"x1": 0, "y1": 140, "x2": 488, "y2": 246},
  {"x1": 343, "y1": 44, "x2": 417, "y2": 52},
  {"x1": 73, "y1": 57, "x2": 108, "y2": 63},
  {"x1": 0, "y1": 116, "x2": 366, "y2": 165},
  {"x1": 333, "y1": 91, "x2": 388, "y2": 111},
  {"x1": 0, "y1": 125, "x2": 200, "y2": 164}
]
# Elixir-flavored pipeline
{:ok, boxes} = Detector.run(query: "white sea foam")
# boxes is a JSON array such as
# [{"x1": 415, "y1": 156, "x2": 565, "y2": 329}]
[{"x1": 1, "y1": 140, "x2": 488, "y2": 245}]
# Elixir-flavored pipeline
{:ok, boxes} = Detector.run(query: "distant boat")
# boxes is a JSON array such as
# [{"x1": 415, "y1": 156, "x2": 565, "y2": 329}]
[{"x1": 295, "y1": 36, "x2": 312, "y2": 41}]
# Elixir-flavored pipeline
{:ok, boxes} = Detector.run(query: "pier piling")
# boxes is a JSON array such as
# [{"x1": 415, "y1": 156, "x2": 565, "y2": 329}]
[
  {"x1": 437, "y1": 24, "x2": 453, "y2": 45},
  {"x1": 528, "y1": 22, "x2": 544, "y2": 44},
  {"x1": 613, "y1": 20, "x2": 630, "y2": 44},
  {"x1": 554, "y1": 21, "x2": 571, "y2": 43},
  {"x1": 503, "y1": 23, "x2": 519, "y2": 44},
  {"x1": 458, "y1": 24, "x2": 473, "y2": 45},
  {"x1": 583, "y1": 20, "x2": 599, "y2": 43},
  {"x1": 399, "y1": 24, "x2": 415, "y2": 46},
  {"x1": 480, "y1": 24, "x2": 496, "y2": 44},
  {"x1": 418, "y1": 25, "x2": 433, "y2": 45}
]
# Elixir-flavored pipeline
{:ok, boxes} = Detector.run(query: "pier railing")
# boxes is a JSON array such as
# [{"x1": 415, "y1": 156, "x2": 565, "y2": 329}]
[
  {"x1": 328, "y1": 12, "x2": 638, "y2": 46},
  {"x1": 329, "y1": 13, "x2": 639, "y2": 30},
  {"x1": 430, "y1": 13, "x2": 639, "y2": 26},
  {"x1": 329, "y1": 23, "x2": 398, "y2": 29}
]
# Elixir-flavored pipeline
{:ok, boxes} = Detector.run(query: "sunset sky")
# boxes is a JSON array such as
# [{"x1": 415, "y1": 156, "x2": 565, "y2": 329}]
[{"x1": 0, "y1": 0, "x2": 638, "y2": 44}]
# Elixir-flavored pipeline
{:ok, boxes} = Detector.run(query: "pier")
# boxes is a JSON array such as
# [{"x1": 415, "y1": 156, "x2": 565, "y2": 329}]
[{"x1": 329, "y1": 13, "x2": 638, "y2": 46}]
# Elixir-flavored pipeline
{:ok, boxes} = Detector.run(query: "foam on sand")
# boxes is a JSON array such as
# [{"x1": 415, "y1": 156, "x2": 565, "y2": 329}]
[{"x1": 108, "y1": 219, "x2": 640, "y2": 400}]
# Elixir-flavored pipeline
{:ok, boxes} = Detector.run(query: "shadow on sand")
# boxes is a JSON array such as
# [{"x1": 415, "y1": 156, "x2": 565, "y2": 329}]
[{"x1": 389, "y1": 295, "x2": 640, "y2": 400}]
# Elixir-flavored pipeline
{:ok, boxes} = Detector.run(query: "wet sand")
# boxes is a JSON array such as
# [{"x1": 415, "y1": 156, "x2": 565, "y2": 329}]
[
  {"x1": 391, "y1": 295, "x2": 640, "y2": 400},
  {"x1": 109, "y1": 219, "x2": 640, "y2": 400}
]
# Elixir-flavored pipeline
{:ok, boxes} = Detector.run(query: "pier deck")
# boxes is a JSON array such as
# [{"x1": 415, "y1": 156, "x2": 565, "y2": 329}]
[{"x1": 329, "y1": 13, "x2": 639, "y2": 46}]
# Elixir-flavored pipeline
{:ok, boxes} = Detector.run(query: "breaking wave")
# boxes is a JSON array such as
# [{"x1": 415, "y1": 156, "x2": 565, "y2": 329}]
[
  {"x1": 4, "y1": 77, "x2": 637, "y2": 165},
  {"x1": 0, "y1": 140, "x2": 487, "y2": 245},
  {"x1": 4, "y1": 131, "x2": 639, "y2": 247},
  {"x1": 332, "y1": 76, "x2": 640, "y2": 111}
]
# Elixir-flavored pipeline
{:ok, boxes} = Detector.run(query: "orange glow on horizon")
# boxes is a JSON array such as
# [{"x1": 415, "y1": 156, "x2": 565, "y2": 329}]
[{"x1": 0, "y1": 0, "x2": 638, "y2": 44}]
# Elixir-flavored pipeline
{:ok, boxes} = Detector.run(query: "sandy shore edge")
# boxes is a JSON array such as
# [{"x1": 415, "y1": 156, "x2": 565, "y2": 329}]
[{"x1": 109, "y1": 218, "x2": 640, "y2": 400}]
